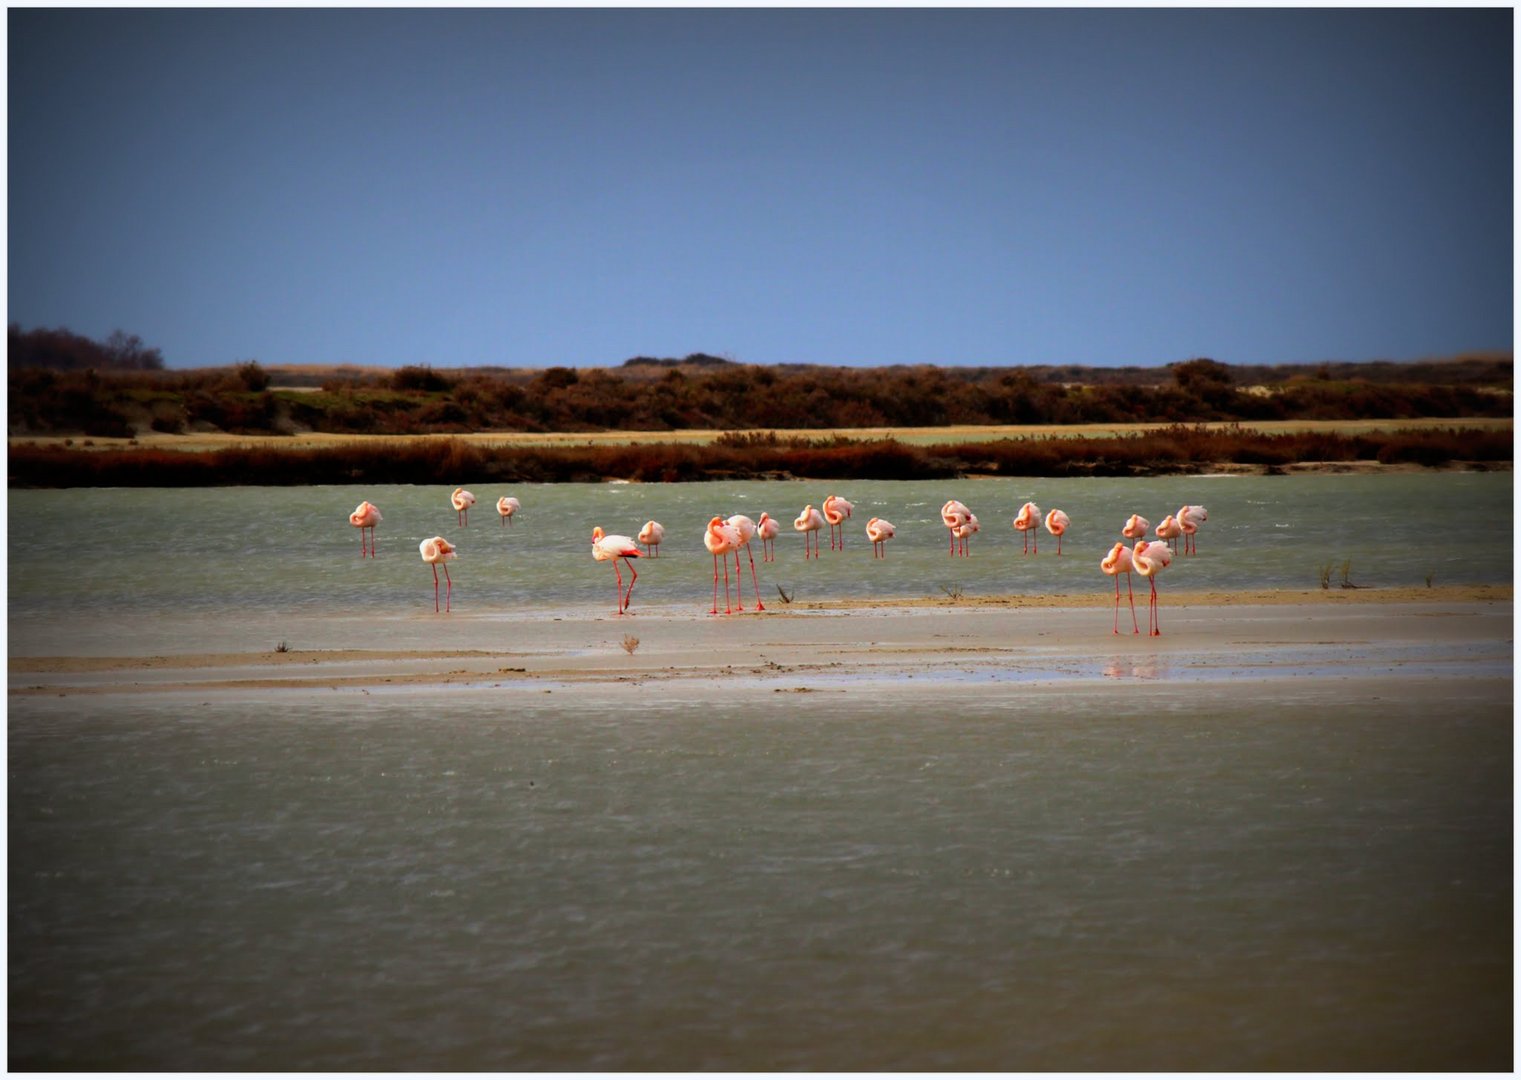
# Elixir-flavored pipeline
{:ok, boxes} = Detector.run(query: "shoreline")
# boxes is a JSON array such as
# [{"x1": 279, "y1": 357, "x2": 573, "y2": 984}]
[{"x1": 11, "y1": 588, "x2": 1511, "y2": 699}]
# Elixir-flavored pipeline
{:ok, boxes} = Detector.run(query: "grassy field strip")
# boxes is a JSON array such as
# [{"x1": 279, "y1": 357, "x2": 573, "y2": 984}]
[{"x1": 10, "y1": 417, "x2": 1511, "y2": 454}]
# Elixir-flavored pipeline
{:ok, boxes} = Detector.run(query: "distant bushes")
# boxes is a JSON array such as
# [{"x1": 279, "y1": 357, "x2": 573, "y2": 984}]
[
  {"x1": 7, "y1": 353, "x2": 1512, "y2": 440},
  {"x1": 8, "y1": 425, "x2": 1510, "y2": 488}
]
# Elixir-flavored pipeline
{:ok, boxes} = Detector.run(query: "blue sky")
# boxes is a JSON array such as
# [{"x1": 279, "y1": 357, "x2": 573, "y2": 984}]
[{"x1": 8, "y1": 7, "x2": 1513, "y2": 370}]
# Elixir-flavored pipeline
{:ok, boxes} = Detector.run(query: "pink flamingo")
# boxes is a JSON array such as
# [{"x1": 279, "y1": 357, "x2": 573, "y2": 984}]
[
  {"x1": 496, "y1": 496, "x2": 520, "y2": 526},
  {"x1": 953, "y1": 512, "x2": 980, "y2": 556},
  {"x1": 1177, "y1": 505, "x2": 1207, "y2": 555},
  {"x1": 451, "y1": 488, "x2": 476, "y2": 527},
  {"x1": 1100, "y1": 541, "x2": 1140, "y2": 635},
  {"x1": 941, "y1": 500, "x2": 972, "y2": 556},
  {"x1": 1121, "y1": 514, "x2": 1150, "y2": 541},
  {"x1": 1013, "y1": 501, "x2": 1041, "y2": 554},
  {"x1": 348, "y1": 500, "x2": 381, "y2": 558},
  {"x1": 865, "y1": 517, "x2": 896, "y2": 558},
  {"x1": 1132, "y1": 539, "x2": 1173, "y2": 636},
  {"x1": 1044, "y1": 508, "x2": 1070, "y2": 555},
  {"x1": 591, "y1": 526, "x2": 641, "y2": 615},
  {"x1": 637, "y1": 520, "x2": 665, "y2": 557},
  {"x1": 705, "y1": 516, "x2": 742, "y2": 614},
  {"x1": 794, "y1": 505, "x2": 824, "y2": 560},
  {"x1": 756, "y1": 512, "x2": 780, "y2": 562},
  {"x1": 822, "y1": 494, "x2": 854, "y2": 551},
  {"x1": 419, "y1": 536, "x2": 457, "y2": 612},
  {"x1": 726, "y1": 514, "x2": 766, "y2": 610},
  {"x1": 1154, "y1": 514, "x2": 1183, "y2": 553}
]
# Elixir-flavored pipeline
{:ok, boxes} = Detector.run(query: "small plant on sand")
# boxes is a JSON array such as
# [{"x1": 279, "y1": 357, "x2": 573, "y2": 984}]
[
  {"x1": 940, "y1": 582, "x2": 966, "y2": 602},
  {"x1": 1424, "y1": 569, "x2": 1435, "y2": 588},
  {"x1": 1339, "y1": 559, "x2": 1364, "y2": 589},
  {"x1": 1318, "y1": 563, "x2": 1332, "y2": 590},
  {"x1": 275, "y1": 641, "x2": 290, "y2": 653},
  {"x1": 776, "y1": 585, "x2": 793, "y2": 604},
  {"x1": 621, "y1": 634, "x2": 639, "y2": 655}
]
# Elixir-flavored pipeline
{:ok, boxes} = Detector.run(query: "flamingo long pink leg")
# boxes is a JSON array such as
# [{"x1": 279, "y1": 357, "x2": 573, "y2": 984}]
[
  {"x1": 433, "y1": 565, "x2": 440, "y2": 612},
  {"x1": 444, "y1": 566, "x2": 452, "y2": 612},
  {"x1": 621, "y1": 558, "x2": 637, "y2": 613},
  {"x1": 612, "y1": 560, "x2": 626, "y2": 615},
  {"x1": 711, "y1": 554, "x2": 721, "y2": 614},
  {"x1": 1149, "y1": 580, "x2": 1161, "y2": 636},
  {"x1": 722, "y1": 554, "x2": 734, "y2": 614},
  {"x1": 743, "y1": 546, "x2": 765, "y2": 609}
]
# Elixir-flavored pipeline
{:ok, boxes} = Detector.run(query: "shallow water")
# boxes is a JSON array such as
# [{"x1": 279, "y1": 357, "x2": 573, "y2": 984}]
[
  {"x1": 8, "y1": 472, "x2": 1513, "y2": 1069},
  {"x1": 8, "y1": 681, "x2": 1511, "y2": 1071},
  {"x1": 8, "y1": 472, "x2": 1513, "y2": 622}
]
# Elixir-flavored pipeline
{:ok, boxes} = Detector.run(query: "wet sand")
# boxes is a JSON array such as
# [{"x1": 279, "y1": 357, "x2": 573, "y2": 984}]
[{"x1": 10, "y1": 586, "x2": 1510, "y2": 701}]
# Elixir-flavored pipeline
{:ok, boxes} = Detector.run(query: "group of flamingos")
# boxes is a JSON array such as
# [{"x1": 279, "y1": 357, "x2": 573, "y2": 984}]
[{"x1": 348, "y1": 487, "x2": 1207, "y2": 633}]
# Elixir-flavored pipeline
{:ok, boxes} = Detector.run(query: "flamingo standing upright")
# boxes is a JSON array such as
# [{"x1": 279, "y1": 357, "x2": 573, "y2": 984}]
[
  {"x1": 1154, "y1": 514, "x2": 1183, "y2": 553},
  {"x1": 1177, "y1": 505, "x2": 1208, "y2": 555},
  {"x1": 941, "y1": 500, "x2": 972, "y2": 556},
  {"x1": 756, "y1": 512, "x2": 780, "y2": 562},
  {"x1": 496, "y1": 496, "x2": 520, "y2": 526},
  {"x1": 705, "y1": 516, "x2": 742, "y2": 614},
  {"x1": 726, "y1": 514, "x2": 766, "y2": 610},
  {"x1": 1044, "y1": 508, "x2": 1070, "y2": 556},
  {"x1": 822, "y1": 494, "x2": 854, "y2": 551},
  {"x1": 637, "y1": 520, "x2": 665, "y2": 557},
  {"x1": 794, "y1": 505, "x2": 824, "y2": 560},
  {"x1": 1121, "y1": 514, "x2": 1151, "y2": 541},
  {"x1": 1132, "y1": 539, "x2": 1173, "y2": 636},
  {"x1": 1013, "y1": 502, "x2": 1041, "y2": 554},
  {"x1": 451, "y1": 488, "x2": 476, "y2": 526},
  {"x1": 1100, "y1": 541, "x2": 1140, "y2": 635},
  {"x1": 865, "y1": 517, "x2": 896, "y2": 558},
  {"x1": 419, "y1": 535, "x2": 457, "y2": 612},
  {"x1": 591, "y1": 526, "x2": 641, "y2": 615},
  {"x1": 348, "y1": 500, "x2": 382, "y2": 558}
]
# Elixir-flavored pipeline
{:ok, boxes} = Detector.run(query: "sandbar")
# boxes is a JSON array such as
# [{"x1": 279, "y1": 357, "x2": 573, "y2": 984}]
[{"x1": 9, "y1": 587, "x2": 1511, "y2": 703}]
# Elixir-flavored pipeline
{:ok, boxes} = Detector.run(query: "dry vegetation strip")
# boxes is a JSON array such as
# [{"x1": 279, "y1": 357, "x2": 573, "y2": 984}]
[{"x1": 8, "y1": 423, "x2": 1511, "y2": 487}]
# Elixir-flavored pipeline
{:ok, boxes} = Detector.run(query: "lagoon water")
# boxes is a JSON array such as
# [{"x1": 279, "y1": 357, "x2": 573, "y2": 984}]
[
  {"x1": 8, "y1": 472, "x2": 1514, "y2": 624},
  {"x1": 8, "y1": 472, "x2": 1514, "y2": 1069}
]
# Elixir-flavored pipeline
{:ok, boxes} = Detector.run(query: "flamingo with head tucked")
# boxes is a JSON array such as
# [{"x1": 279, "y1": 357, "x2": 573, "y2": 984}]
[
  {"x1": 794, "y1": 505, "x2": 824, "y2": 560},
  {"x1": 1013, "y1": 502, "x2": 1041, "y2": 554},
  {"x1": 591, "y1": 526, "x2": 641, "y2": 615},
  {"x1": 941, "y1": 500, "x2": 972, "y2": 557},
  {"x1": 1132, "y1": 539, "x2": 1173, "y2": 636},
  {"x1": 419, "y1": 536, "x2": 457, "y2": 612},
  {"x1": 1043, "y1": 508, "x2": 1070, "y2": 556},
  {"x1": 348, "y1": 500, "x2": 382, "y2": 558},
  {"x1": 1154, "y1": 514, "x2": 1183, "y2": 553},
  {"x1": 637, "y1": 520, "x2": 665, "y2": 557},
  {"x1": 1121, "y1": 514, "x2": 1150, "y2": 541},
  {"x1": 1100, "y1": 541, "x2": 1139, "y2": 635},
  {"x1": 1177, "y1": 505, "x2": 1208, "y2": 555},
  {"x1": 756, "y1": 512, "x2": 780, "y2": 562},
  {"x1": 705, "y1": 516, "x2": 742, "y2": 614},
  {"x1": 496, "y1": 496, "x2": 520, "y2": 526},
  {"x1": 726, "y1": 514, "x2": 766, "y2": 610},
  {"x1": 451, "y1": 488, "x2": 476, "y2": 527},
  {"x1": 822, "y1": 494, "x2": 854, "y2": 551},
  {"x1": 953, "y1": 512, "x2": 980, "y2": 556},
  {"x1": 865, "y1": 517, "x2": 896, "y2": 558}
]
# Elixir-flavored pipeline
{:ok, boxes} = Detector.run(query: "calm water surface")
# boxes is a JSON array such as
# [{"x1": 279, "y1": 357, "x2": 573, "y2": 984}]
[
  {"x1": 8, "y1": 472, "x2": 1513, "y2": 1069},
  {"x1": 8, "y1": 472, "x2": 1513, "y2": 622},
  {"x1": 9, "y1": 684, "x2": 1511, "y2": 1071}
]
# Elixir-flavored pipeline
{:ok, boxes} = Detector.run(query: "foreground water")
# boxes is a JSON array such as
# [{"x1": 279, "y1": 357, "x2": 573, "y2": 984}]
[
  {"x1": 9, "y1": 680, "x2": 1511, "y2": 1070},
  {"x1": 8, "y1": 471, "x2": 1514, "y2": 622}
]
